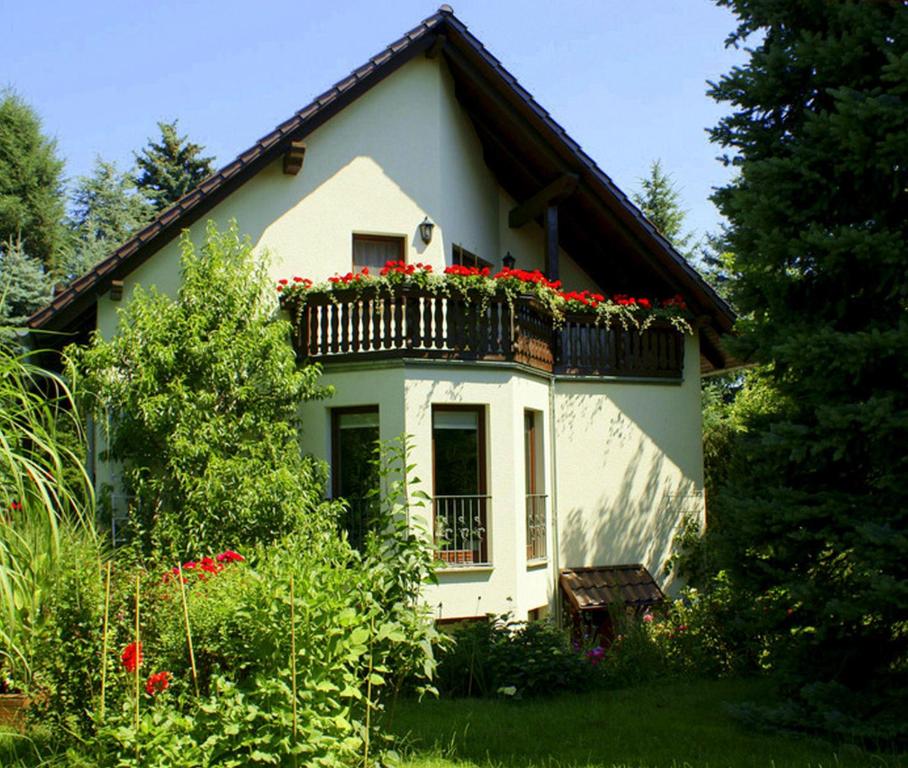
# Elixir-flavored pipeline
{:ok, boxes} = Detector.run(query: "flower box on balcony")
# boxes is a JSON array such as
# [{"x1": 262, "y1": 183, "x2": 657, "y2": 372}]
[{"x1": 438, "y1": 549, "x2": 474, "y2": 565}]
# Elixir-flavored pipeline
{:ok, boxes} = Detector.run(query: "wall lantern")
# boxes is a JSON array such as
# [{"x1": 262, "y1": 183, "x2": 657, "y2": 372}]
[
  {"x1": 418, "y1": 217, "x2": 435, "y2": 245},
  {"x1": 502, "y1": 251, "x2": 516, "y2": 269}
]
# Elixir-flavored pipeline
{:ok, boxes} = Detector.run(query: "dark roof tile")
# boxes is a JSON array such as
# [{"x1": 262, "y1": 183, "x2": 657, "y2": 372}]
[{"x1": 560, "y1": 565, "x2": 665, "y2": 612}]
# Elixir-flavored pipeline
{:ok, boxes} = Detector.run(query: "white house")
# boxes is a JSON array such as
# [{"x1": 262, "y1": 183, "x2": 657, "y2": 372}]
[{"x1": 30, "y1": 6, "x2": 734, "y2": 623}]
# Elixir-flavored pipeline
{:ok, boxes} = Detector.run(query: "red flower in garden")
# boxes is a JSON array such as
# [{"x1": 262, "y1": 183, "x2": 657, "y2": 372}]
[
  {"x1": 145, "y1": 671, "x2": 172, "y2": 696},
  {"x1": 278, "y1": 278, "x2": 288, "y2": 285},
  {"x1": 121, "y1": 642, "x2": 142, "y2": 673},
  {"x1": 216, "y1": 550, "x2": 245, "y2": 563},
  {"x1": 199, "y1": 556, "x2": 222, "y2": 575},
  {"x1": 8, "y1": 501, "x2": 21, "y2": 511}
]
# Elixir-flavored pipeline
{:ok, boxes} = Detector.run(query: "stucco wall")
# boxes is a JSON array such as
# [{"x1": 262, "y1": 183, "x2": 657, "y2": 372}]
[
  {"x1": 553, "y1": 333, "x2": 705, "y2": 595},
  {"x1": 98, "y1": 55, "x2": 601, "y2": 339},
  {"x1": 89, "y1": 52, "x2": 704, "y2": 611}
]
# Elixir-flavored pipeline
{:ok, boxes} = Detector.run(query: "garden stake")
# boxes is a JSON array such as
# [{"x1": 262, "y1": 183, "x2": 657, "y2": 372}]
[
  {"x1": 363, "y1": 614, "x2": 375, "y2": 768},
  {"x1": 177, "y1": 563, "x2": 200, "y2": 697},
  {"x1": 290, "y1": 574, "x2": 298, "y2": 764},
  {"x1": 99, "y1": 560, "x2": 112, "y2": 723},
  {"x1": 290, "y1": 577, "x2": 298, "y2": 732},
  {"x1": 134, "y1": 574, "x2": 140, "y2": 747}
]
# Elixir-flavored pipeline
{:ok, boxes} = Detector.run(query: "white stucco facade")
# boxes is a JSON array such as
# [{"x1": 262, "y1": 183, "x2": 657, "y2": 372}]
[{"x1": 91, "y1": 53, "x2": 706, "y2": 620}]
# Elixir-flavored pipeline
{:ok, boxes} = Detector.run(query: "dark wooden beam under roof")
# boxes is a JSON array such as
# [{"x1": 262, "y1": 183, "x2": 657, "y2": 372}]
[
  {"x1": 426, "y1": 33, "x2": 447, "y2": 59},
  {"x1": 282, "y1": 140, "x2": 306, "y2": 175},
  {"x1": 443, "y1": 41, "x2": 694, "y2": 297},
  {"x1": 509, "y1": 174, "x2": 578, "y2": 229}
]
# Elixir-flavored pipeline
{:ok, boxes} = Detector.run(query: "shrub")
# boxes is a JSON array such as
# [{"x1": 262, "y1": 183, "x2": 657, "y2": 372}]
[
  {"x1": 435, "y1": 614, "x2": 590, "y2": 699},
  {"x1": 69, "y1": 220, "x2": 336, "y2": 556},
  {"x1": 78, "y1": 438, "x2": 440, "y2": 766}
]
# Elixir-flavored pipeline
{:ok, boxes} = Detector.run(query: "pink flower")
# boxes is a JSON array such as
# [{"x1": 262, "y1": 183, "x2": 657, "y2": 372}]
[{"x1": 643, "y1": 613, "x2": 654, "y2": 623}]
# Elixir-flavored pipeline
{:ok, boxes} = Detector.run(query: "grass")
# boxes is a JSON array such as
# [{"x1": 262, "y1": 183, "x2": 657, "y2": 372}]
[
  {"x1": 3, "y1": 678, "x2": 903, "y2": 767},
  {"x1": 387, "y1": 678, "x2": 904, "y2": 768}
]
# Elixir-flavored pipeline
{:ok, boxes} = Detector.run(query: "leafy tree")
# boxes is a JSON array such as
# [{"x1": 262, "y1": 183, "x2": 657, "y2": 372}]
[
  {"x1": 133, "y1": 120, "x2": 215, "y2": 211},
  {"x1": 63, "y1": 158, "x2": 154, "y2": 279},
  {"x1": 707, "y1": 0, "x2": 908, "y2": 736},
  {"x1": 0, "y1": 237, "x2": 51, "y2": 327},
  {"x1": 69, "y1": 221, "x2": 334, "y2": 556},
  {"x1": 0, "y1": 90, "x2": 67, "y2": 270},
  {"x1": 633, "y1": 160, "x2": 695, "y2": 258}
]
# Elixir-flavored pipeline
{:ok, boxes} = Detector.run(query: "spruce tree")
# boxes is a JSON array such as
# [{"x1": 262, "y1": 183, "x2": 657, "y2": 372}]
[
  {"x1": 0, "y1": 91, "x2": 67, "y2": 270},
  {"x1": 0, "y1": 237, "x2": 51, "y2": 327},
  {"x1": 64, "y1": 158, "x2": 154, "y2": 279},
  {"x1": 633, "y1": 160, "x2": 695, "y2": 258},
  {"x1": 133, "y1": 120, "x2": 215, "y2": 211},
  {"x1": 708, "y1": 0, "x2": 908, "y2": 735}
]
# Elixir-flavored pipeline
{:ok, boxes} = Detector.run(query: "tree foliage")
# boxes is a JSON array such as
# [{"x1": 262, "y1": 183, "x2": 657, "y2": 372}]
[
  {"x1": 69, "y1": 221, "x2": 333, "y2": 556},
  {"x1": 0, "y1": 237, "x2": 51, "y2": 328},
  {"x1": 133, "y1": 120, "x2": 215, "y2": 212},
  {"x1": 0, "y1": 90, "x2": 67, "y2": 270},
  {"x1": 705, "y1": 0, "x2": 908, "y2": 737},
  {"x1": 64, "y1": 158, "x2": 154, "y2": 280},
  {"x1": 633, "y1": 159, "x2": 695, "y2": 258}
]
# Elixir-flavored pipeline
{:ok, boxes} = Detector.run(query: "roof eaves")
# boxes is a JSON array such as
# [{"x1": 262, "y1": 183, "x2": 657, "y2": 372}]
[{"x1": 28, "y1": 8, "x2": 446, "y2": 331}]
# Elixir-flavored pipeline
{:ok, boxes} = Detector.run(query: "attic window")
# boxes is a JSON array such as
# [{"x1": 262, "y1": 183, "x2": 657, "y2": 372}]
[
  {"x1": 353, "y1": 234, "x2": 405, "y2": 272},
  {"x1": 452, "y1": 244, "x2": 492, "y2": 271}
]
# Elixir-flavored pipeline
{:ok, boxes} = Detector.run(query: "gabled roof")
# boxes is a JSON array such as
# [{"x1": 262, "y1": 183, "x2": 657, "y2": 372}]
[{"x1": 29, "y1": 5, "x2": 734, "y2": 367}]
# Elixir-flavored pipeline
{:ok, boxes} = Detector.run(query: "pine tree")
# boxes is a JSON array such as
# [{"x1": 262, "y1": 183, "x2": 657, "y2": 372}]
[
  {"x1": 0, "y1": 90, "x2": 67, "y2": 271},
  {"x1": 707, "y1": 0, "x2": 908, "y2": 735},
  {"x1": 0, "y1": 237, "x2": 51, "y2": 327},
  {"x1": 133, "y1": 120, "x2": 215, "y2": 211},
  {"x1": 64, "y1": 158, "x2": 154, "y2": 279},
  {"x1": 632, "y1": 160, "x2": 695, "y2": 258}
]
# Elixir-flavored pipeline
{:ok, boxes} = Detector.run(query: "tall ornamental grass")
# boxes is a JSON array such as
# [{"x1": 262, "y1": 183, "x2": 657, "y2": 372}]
[{"x1": 0, "y1": 338, "x2": 100, "y2": 687}]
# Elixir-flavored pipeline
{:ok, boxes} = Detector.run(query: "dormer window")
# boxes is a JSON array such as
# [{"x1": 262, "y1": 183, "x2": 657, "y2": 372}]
[{"x1": 353, "y1": 234, "x2": 404, "y2": 272}]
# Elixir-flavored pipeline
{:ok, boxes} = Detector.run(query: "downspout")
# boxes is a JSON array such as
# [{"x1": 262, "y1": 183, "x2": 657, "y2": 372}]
[{"x1": 547, "y1": 372, "x2": 562, "y2": 626}]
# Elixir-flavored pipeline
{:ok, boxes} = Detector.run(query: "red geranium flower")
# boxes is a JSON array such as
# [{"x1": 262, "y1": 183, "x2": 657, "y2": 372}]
[
  {"x1": 216, "y1": 550, "x2": 245, "y2": 563},
  {"x1": 121, "y1": 642, "x2": 142, "y2": 673},
  {"x1": 145, "y1": 670, "x2": 172, "y2": 696}
]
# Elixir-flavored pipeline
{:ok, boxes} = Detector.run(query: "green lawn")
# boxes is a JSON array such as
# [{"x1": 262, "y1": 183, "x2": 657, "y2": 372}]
[
  {"x1": 387, "y1": 678, "x2": 903, "y2": 768},
  {"x1": 2, "y1": 679, "x2": 902, "y2": 767}
]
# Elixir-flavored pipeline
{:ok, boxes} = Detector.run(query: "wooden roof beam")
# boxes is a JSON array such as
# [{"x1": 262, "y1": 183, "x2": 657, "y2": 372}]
[
  {"x1": 509, "y1": 173, "x2": 578, "y2": 228},
  {"x1": 426, "y1": 33, "x2": 446, "y2": 59},
  {"x1": 282, "y1": 141, "x2": 306, "y2": 175}
]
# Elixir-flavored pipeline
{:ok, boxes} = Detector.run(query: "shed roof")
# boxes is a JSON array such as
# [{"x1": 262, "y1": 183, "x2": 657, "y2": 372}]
[
  {"x1": 28, "y1": 5, "x2": 735, "y2": 370},
  {"x1": 560, "y1": 565, "x2": 665, "y2": 611}
]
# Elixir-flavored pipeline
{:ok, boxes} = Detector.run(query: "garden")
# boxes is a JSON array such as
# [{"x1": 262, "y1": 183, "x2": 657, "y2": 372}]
[{"x1": 1, "y1": 223, "x2": 906, "y2": 766}]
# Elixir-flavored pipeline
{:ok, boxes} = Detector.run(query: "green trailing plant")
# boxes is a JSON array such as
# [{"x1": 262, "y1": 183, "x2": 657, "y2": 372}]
[{"x1": 279, "y1": 260, "x2": 693, "y2": 334}]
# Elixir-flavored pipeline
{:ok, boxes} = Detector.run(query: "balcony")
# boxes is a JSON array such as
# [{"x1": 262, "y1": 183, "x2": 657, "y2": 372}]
[
  {"x1": 290, "y1": 287, "x2": 685, "y2": 379},
  {"x1": 434, "y1": 494, "x2": 490, "y2": 566}
]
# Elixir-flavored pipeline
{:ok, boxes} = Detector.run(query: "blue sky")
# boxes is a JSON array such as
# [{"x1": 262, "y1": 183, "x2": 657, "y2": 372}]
[{"x1": 4, "y1": 0, "x2": 745, "y2": 242}]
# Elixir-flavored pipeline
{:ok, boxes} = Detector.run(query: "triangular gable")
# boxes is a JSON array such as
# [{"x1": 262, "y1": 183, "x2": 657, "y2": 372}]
[{"x1": 29, "y1": 5, "x2": 734, "y2": 369}]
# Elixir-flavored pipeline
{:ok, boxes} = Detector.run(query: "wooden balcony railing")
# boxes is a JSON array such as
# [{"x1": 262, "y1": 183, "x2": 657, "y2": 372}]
[{"x1": 291, "y1": 287, "x2": 683, "y2": 379}]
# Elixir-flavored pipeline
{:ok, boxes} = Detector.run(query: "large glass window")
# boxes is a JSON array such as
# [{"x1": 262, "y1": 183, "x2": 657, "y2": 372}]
[
  {"x1": 332, "y1": 407, "x2": 380, "y2": 548},
  {"x1": 432, "y1": 406, "x2": 489, "y2": 565}
]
